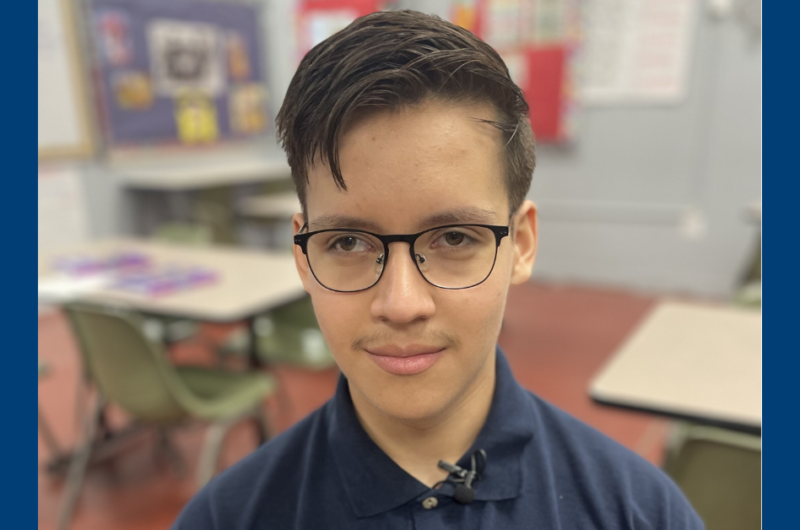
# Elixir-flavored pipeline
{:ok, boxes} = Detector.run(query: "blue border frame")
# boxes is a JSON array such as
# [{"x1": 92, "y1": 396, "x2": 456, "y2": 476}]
[
  {"x1": 763, "y1": 2, "x2": 788, "y2": 527},
  {"x1": 10, "y1": 0, "x2": 29, "y2": 525}
]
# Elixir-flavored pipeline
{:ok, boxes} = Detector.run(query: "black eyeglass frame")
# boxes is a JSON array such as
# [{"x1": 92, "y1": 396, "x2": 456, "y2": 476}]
[{"x1": 294, "y1": 223, "x2": 511, "y2": 293}]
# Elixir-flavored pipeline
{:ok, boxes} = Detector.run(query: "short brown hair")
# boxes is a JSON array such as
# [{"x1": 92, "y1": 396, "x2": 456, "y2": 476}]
[{"x1": 276, "y1": 10, "x2": 536, "y2": 217}]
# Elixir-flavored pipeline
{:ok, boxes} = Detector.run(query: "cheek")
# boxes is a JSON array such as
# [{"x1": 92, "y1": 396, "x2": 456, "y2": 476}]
[
  {"x1": 438, "y1": 273, "x2": 509, "y2": 347},
  {"x1": 308, "y1": 286, "x2": 368, "y2": 353}
]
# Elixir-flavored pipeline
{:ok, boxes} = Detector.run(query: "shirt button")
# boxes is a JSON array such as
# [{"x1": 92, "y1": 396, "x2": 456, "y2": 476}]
[{"x1": 422, "y1": 496, "x2": 439, "y2": 510}]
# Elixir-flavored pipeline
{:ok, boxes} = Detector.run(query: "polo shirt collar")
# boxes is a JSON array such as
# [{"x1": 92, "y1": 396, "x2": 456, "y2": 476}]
[{"x1": 327, "y1": 347, "x2": 535, "y2": 519}]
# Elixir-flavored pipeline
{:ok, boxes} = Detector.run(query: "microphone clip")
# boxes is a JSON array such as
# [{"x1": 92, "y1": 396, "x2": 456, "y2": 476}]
[{"x1": 437, "y1": 449, "x2": 487, "y2": 505}]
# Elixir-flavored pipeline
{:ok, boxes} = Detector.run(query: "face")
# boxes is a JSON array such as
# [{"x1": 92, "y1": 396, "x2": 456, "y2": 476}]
[{"x1": 292, "y1": 100, "x2": 537, "y2": 424}]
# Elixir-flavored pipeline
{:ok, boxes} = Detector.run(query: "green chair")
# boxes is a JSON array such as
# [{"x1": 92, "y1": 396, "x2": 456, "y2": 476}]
[
  {"x1": 57, "y1": 303, "x2": 276, "y2": 530},
  {"x1": 257, "y1": 296, "x2": 336, "y2": 369},
  {"x1": 153, "y1": 222, "x2": 213, "y2": 246},
  {"x1": 220, "y1": 296, "x2": 337, "y2": 371},
  {"x1": 149, "y1": 223, "x2": 213, "y2": 345},
  {"x1": 664, "y1": 422, "x2": 761, "y2": 530}
]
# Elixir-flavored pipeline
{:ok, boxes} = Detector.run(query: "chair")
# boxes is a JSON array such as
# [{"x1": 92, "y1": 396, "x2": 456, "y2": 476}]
[
  {"x1": 664, "y1": 422, "x2": 761, "y2": 530},
  {"x1": 257, "y1": 296, "x2": 336, "y2": 370},
  {"x1": 152, "y1": 222, "x2": 213, "y2": 246},
  {"x1": 219, "y1": 295, "x2": 337, "y2": 371},
  {"x1": 149, "y1": 223, "x2": 213, "y2": 345},
  {"x1": 57, "y1": 303, "x2": 276, "y2": 530}
]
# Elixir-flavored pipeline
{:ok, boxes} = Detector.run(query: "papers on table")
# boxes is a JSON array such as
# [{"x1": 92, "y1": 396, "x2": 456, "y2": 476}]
[
  {"x1": 38, "y1": 274, "x2": 113, "y2": 303},
  {"x1": 38, "y1": 250, "x2": 220, "y2": 302}
]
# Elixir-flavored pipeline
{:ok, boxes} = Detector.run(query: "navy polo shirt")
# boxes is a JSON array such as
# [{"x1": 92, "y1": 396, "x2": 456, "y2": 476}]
[{"x1": 173, "y1": 349, "x2": 703, "y2": 529}]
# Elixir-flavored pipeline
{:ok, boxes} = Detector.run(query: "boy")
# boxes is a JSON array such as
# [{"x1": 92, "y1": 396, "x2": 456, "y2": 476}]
[{"x1": 174, "y1": 10, "x2": 703, "y2": 529}]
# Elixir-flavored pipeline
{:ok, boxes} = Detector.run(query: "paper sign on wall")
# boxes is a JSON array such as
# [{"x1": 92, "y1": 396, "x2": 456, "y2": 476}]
[{"x1": 582, "y1": 0, "x2": 697, "y2": 104}]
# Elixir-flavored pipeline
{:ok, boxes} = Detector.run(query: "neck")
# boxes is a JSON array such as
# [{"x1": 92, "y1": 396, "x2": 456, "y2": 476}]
[{"x1": 350, "y1": 349, "x2": 497, "y2": 488}]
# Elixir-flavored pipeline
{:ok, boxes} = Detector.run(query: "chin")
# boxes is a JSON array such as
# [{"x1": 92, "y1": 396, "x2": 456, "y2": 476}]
[{"x1": 366, "y1": 381, "x2": 457, "y2": 422}]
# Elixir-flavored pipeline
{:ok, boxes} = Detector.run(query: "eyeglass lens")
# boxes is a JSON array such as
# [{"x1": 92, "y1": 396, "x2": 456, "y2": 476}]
[{"x1": 304, "y1": 225, "x2": 499, "y2": 292}]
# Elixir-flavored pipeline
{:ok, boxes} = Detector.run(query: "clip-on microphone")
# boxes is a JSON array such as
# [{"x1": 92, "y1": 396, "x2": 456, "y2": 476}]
[{"x1": 437, "y1": 449, "x2": 487, "y2": 504}]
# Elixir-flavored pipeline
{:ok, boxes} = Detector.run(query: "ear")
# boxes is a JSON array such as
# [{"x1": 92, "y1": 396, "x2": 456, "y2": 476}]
[
  {"x1": 292, "y1": 212, "x2": 312, "y2": 293},
  {"x1": 509, "y1": 200, "x2": 538, "y2": 285}
]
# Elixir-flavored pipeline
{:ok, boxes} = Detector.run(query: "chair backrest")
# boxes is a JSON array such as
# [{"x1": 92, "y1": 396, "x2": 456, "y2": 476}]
[
  {"x1": 153, "y1": 223, "x2": 213, "y2": 246},
  {"x1": 63, "y1": 303, "x2": 189, "y2": 423},
  {"x1": 258, "y1": 295, "x2": 336, "y2": 369},
  {"x1": 665, "y1": 423, "x2": 761, "y2": 530}
]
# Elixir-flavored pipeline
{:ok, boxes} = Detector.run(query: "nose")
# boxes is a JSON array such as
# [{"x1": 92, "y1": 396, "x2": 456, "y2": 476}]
[{"x1": 370, "y1": 243, "x2": 436, "y2": 325}]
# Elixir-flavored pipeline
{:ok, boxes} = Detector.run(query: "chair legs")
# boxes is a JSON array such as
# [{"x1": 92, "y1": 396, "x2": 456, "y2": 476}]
[
  {"x1": 56, "y1": 396, "x2": 104, "y2": 530},
  {"x1": 38, "y1": 404, "x2": 63, "y2": 458},
  {"x1": 253, "y1": 408, "x2": 270, "y2": 445},
  {"x1": 196, "y1": 416, "x2": 234, "y2": 489},
  {"x1": 195, "y1": 406, "x2": 270, "y2": 489},
  {"x1": 156, "y1": 427, "x2": 187, "y2": 478}
]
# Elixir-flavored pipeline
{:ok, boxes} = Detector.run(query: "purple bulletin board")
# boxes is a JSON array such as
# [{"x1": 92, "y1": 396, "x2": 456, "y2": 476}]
[{"x1": 89, "y1": 0, "x2": 269, "y2": 148}]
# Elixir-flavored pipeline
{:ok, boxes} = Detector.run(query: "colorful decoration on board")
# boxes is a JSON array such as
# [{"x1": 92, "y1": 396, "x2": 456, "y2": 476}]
[
  {"x1": 175, "y1": 93, "x2": 219, "y2": 144},
  {"x1": 112, "y1": 70, "x2": 153, "y2": 109},
  {"x1": 229, "y1": 84, "x2": 268, "y2": 135},
  {"x1": 451, "y1": 0, "x2": 482, "y2": 35},
  {"x1": 227, "y1": 32, "x2": 252, "y2": 82},
  {"x1": 89, "y1": 0, "x2": 268, "y2": 148},
  {"x1": 94, "y1": 9, "x2": 133, "y2": 66}
]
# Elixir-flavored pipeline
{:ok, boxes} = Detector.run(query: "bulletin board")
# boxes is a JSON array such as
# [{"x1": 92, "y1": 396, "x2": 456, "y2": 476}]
[
  {"x1": 450, "y1": 0, "x2": 580, "y2": 144},
  {"x1": 38, "y1": 0, "x2": 94, "y2": 160},
  {"x1": 89, "y1": 0, "x2": 269, "y2": 148}
]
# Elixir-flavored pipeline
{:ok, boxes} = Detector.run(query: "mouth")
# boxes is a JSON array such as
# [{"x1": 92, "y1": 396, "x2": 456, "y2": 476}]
[{"x1": 365, "y1": 346, "x2": 446, "y2": 376}]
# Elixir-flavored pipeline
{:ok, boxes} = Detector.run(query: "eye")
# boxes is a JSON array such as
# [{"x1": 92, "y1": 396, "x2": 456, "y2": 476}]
[
  {"x1": 427, "y1": 227, "x2": 483, "y2": 250},
  {"x1": 329, "y1": 235, "x2": 372, "y2": 253},
  {"x1": 443, "y1": 232, "x2": 466, "y2": 246},
  {"x1": 337, "y1": 236, "x2": 358, "y2": 251}
]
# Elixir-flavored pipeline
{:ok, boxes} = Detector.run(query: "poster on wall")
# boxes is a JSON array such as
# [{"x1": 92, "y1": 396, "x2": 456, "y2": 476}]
[
  {"x1": 297, "y1": 0, "x2": 380, "y2": 60},
  {"x1": 450, "y1": 0, "x2": 580, "y2": 143},
  {"x1": 89, "y1": 0, "x2": 269, "y2": 148},
  {"x1": 581, "y1": 0, "x2": 697, "y2": 105}
]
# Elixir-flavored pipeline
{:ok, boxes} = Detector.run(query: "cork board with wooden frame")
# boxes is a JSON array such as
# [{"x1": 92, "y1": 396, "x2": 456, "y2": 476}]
[{"x1": 38, "y1": 0, "x2": 94, "y2": 160}]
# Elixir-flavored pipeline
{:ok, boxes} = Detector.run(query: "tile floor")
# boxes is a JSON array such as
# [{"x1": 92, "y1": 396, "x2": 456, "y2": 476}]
[{"x1": 38, "y1": 281, "x2": 672, "y2": 529}]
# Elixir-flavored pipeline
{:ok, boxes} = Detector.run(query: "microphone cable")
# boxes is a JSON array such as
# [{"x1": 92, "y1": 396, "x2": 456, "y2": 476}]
[{"x1": 434, "y1": 449, "x2": 487, "y2": 505}]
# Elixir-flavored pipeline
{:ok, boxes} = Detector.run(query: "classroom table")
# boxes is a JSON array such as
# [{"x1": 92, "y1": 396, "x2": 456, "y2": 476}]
[
  {"x1": 39, "y1": 239, "x2": 304, "y2": 324},
  {"x1": 589, "y1": 301, "x2": 762, "y2": 435}
]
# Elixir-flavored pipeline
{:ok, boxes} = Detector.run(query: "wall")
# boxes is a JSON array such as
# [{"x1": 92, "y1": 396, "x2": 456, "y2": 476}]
[
  {"x1": 531, "y1": 10, "x2": 761, "y2": 297},
  {"x1": 44, "y1": 0, "x2": 761, "y2": 297}
]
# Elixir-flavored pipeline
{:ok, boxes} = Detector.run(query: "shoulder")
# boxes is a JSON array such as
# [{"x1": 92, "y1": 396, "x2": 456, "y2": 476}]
[
  {"x1": 525, "y1": 391, "x2": 704, "y2": 529},
  {"x1": 171, "y1": 402, "x2": 332, "y2": 530}
]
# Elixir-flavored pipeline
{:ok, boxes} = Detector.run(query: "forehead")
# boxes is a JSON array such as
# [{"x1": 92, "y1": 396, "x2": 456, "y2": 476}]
[{"x1": 305, "y1": 100, "x2": 508, "y2": 233}]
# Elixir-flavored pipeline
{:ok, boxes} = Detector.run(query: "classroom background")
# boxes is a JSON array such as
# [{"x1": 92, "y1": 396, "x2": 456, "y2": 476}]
[{"x1": 38, "y1": 1, "x2": 762, "y2": 529}]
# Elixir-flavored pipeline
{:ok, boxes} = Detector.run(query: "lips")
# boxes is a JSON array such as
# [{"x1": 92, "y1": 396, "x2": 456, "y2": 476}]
[{"x1": 366, "y1": 345, "x2": 445, "y2": 376}]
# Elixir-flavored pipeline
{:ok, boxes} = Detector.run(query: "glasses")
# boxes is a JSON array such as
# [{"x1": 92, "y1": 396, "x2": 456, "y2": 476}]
[{"x1": 294, "y1": 223, "x2": 510, "y2": 293}]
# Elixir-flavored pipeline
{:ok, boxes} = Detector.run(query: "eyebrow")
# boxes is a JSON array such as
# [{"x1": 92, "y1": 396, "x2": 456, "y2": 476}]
[
  {"x1": 418, "y1": 206, "x2": 499, "y2": 229},
  {"x1": 309, "y1": 206, "x2": 500, "y2": 233},
  {"x1": 308, "y1": 214, "x2": 382, "y2": 232}
]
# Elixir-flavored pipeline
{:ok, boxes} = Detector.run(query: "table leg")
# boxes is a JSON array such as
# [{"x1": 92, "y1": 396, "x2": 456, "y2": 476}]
[
  {"x1": 247, "y1": 316, "x2": 261, "y2": 368},
  {"x1": 246, "y1": 316, "x2": 293, "y2": 424}
]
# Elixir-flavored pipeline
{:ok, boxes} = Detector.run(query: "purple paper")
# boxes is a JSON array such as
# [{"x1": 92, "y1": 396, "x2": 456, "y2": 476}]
[{"x1": 113, "y1": 265, "x2": 218, "y2": 297}]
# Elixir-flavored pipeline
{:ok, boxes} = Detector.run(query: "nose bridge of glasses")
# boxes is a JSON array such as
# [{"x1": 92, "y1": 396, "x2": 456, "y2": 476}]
[{"x1": 379, "y1": 233, "x2": 426, "y2": 264}]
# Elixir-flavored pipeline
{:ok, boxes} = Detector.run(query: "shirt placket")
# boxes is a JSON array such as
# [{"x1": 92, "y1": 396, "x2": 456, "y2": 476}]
[{"x1": 410, "y1": 491, "x2": 453, "y2": 530}]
